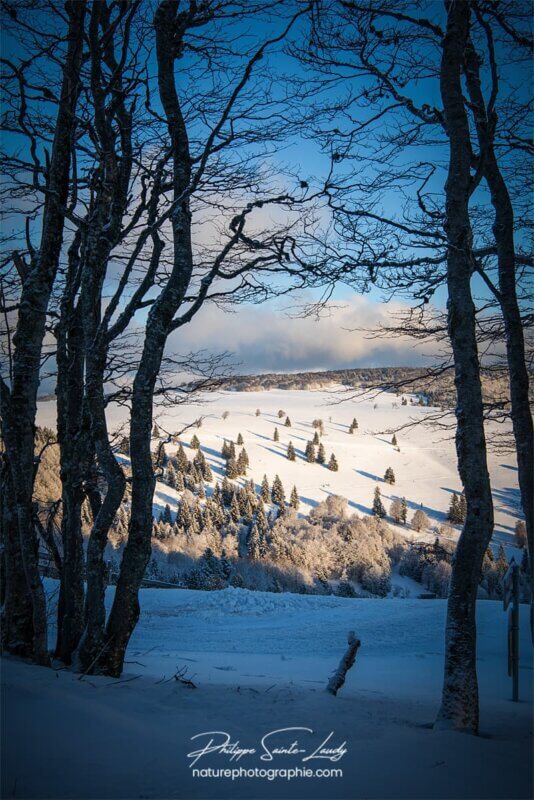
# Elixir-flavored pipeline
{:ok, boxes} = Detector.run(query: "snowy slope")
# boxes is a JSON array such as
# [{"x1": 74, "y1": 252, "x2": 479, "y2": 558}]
[
  {"x1": 37, "y1": 386, "x2": 524, "y2": 550},
  {"x1": 2, "y1": 585, "x2": 532, "y2": 799}
]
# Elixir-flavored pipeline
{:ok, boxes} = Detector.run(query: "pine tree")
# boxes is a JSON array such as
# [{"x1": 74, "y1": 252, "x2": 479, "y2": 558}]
[
  {"x1": 384, "y1": 467, "x2": 395, "y2": 485},
  {"x1": 166, "y1": 463, "x2": 177, "y2": 489},
  {"x1": 198, "y1": 482, "x2": 206, "y2": 499},
  {"x1": 400, "y1": 497, "x2": 408, "y2": 524},
  {"x1": 305, "y1": 441, "x2": 316, "y2": 463},
  {"x1": 237, "y1": 432, "x2": 244, "y2": 445},
  {"x1": 152, "y1": 423, "x2": 161, "y2": 438},
  {"x1": 284, "y1": 415, "x2": 291, "y2": 427},
  {"x1": 190, "y1": 434, "x2": 200, "y2": 450},
  {"x1": 392, "y1": 434, "x2": 398, "y2": 447},
  {"x1": 203, "y1": 461, "x2": 213, "y2": 482},
  {"x1": 273, "y1": 427, "x2": 279, "y2": 442},
  {"x1": 261, "y1": 475, "x2": 270, "y2": 503},
  {"x1": 230, "y1": 493, "x2": 241, "y2": 523},
  {"x1": 271, "y1": 474, "x2": 285, "y2": 505},
  {"x1": 312, "y1": 431, "x2": 320, "y2": 446},
  {"x1": 351, "y1": 417, "x2": 358, "y2": 430},
  {"x1": 226, "y1": 456, "x2": 238, "y2": 479},
  {"x1": 278, "y1": 409, "x2": 285, "y2": 418},
  {"x1": 247, "y1": 524, "x2": 261, "y2": 560},
  {"x1": 237, "y1": 449, "x2": 248, "y2": 475},
  {"x1": 495, "y1": 544, "x2": 508, "y2": 579},
  {"x1": 161, "y1": 504, "x2": 172, "y2": 524},
  {"x1": 175, "y1": 471, "x2": 185, "y2": 492},
  {"x1": 328, "y1": 453, "x2": 339, "y2": 471},
  {"x1": 175, "y1": 443, "x2": 188, "y2": 473},
  {"x1": 290, "y1": 485, "x2": 300, "y2": 510},
  {"x1": 448, "y1": 493, "x2": 460, "y2": 523},
  {"x1": 287, "y1": 441, "x2": 296, "y2": 461},
  {"x1": 372, "y1": 486, "x2": 386, "y2": 518},
  {"x1": 458, "y1": 493, "x2": 467, "y2": 523},
  {"x1": 255, "y1": 408, "x2": 261, "y2": 417},
  {"x1": 228, "y1": 441, "x2": 236, "y2": 459},
  {"x1": 316, "y1": 442, "x2": 326, "y2": 464},
  {"x1": 221, "y1": 440, "x2": 230, "y2": 459},
  {"x1": 119, "y1": 435, "x2": 130, "y2": 456}
]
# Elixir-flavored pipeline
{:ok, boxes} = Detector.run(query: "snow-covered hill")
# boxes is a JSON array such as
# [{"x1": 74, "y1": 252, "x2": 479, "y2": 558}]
[{"x1": 37, "y1": 386, "x2": 524, "y2": 552}]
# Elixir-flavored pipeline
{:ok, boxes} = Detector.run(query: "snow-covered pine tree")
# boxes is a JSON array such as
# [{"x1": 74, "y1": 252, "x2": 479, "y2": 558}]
[
  {"x1": 328, "y1": 453, "x2": 339, "y2": 471},
  {"x1": 273, "y1": 427, "x2": 279, "y2": 442},
  {"x1": 228, "y1": 441, "x2": 236, "y2": 459},
  {"x1": 384, "y1": 467, "x2": 395, "y2": 485},
  {"x1": 247, "y1": 524, "x2": 261, "y2": 560},
  {"x1": 287, "y1": 441, "x2": 296, "y2": 461},
  {"x1": 176, "y1": 443, "x2": 188, "y2": 473},
  {"x1": 175, "y1": 471, "x2": 185, "y2": 492},
  {"x1": 305, "y1": 441, "x2": 316, "y2": 463},
  {"x1": 237, "y1": 432, "x2": 244, "y2": 445},
  {"x1": 190, "y1": 434, "x2": 200, "y2": 449},
  {"x1": 166, "y1": 463, "x2": 177, "y2": 488},
  {"x1": 119, "y1": 435, "x2": 130, "y2": 455},
  {"x1": 203, "y1": 461, "x2": 213, "y2": 482},
  {"x1": 230, "y1": 493, "x2": 241, "y2": 523},
  {"x1": 372, "y1": 486, "x2": 386, "y2": 518},
  {"x1": 255, "y1": 408, "x2": 261, "y2": 417},
  {"x1": 221, "y1": 440, "x2": 230, "y2": 459},
  {"x1": 399, "y1": 497, "x2": 408, "y2": 524},
  {"x1": 197, "y1": 482, "x2": 206, "y2": 499},
  {"x1": 495, "y1": 544, "x2": 508, "y2": 579},
  {"x1": 312, "y1": 431, "x2": 320, "y2": 445},
  {"x1": 447, "y1": 493, "x2": 460, "y2": 523},
  {"x1": 260, "y1": 475, "x2": 270, "y2": 503},
  {"x1": 290, "y1": 485, "x2": 300, "y2": 510},
  {"x1": 271, "y1": 474, "x2": 285, "y2": 505},
  {"x1": 237, "y1": 449, "x2": 248, "y2": 475},
  {"x1": 152, "y1": 423, "x2": 161, "y2": 438},
  {"x1": 226, "y1": 457, "x2": 238, "y2": 479},
  {"x1": 284, "y1": 415, "x2": 291, "y2": 427},
  {"x1": 392, "y1": 433, "x2": 398, "y2": 446},
  {"x1": 316, "y1": 442, "x2": 326, "y2": 464},
  {"x1": 351, "y1": 417, "x2": 358, "y2": 430}
]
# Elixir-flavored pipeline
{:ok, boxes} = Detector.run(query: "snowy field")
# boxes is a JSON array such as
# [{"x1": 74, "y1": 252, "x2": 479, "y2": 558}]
[
  {"x1": 2, "y1": 585, "x2": 532, "y2": 799},
  {"x1": 36, "y1": 386, "x2": 523, "y2": 553}
]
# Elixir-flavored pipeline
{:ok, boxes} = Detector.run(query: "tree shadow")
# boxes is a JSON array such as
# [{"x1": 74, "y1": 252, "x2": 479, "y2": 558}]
[{"x1": 355, "y1": 468, "x2": 382, "y2": 483}]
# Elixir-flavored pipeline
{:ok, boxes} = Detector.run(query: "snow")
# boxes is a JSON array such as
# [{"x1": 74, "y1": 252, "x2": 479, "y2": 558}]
[
  {"x1": 2, "y1": 585, "x2": 532, "y2": 799},
  {"x1": 37, "y1": 387, "x2": 523, "y2": 553}
]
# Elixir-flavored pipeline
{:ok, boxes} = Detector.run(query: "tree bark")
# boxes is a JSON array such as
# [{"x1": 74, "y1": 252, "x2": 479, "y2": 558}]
[
  {"x1": 463, "y1": 33, "x2": 533, "y2": 638},
  {"x1": 0, "y1": 0, "x2": 86, "y2": 665},
  {"x1": 435, "y1": 0, "x2": 494, "y2": 734},
  {"x1": 99, "y1": 0, "x2": 192, "y2": 676}
]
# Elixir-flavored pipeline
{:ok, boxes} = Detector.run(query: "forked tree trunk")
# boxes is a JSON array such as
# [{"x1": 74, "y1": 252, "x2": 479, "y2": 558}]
[
  {"x1": 463, "y1": 37, "x2": 533, "y2": 638},
  {"x1": 435, "y1": 0, "x2": 494, "y2": 734},
  {"x1": 0, "y1": 0, "x2": 86, "y2": 665}
]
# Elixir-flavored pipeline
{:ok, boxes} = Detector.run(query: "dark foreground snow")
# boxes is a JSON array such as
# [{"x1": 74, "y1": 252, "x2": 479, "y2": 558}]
[{"x1": 2, "y1": 587, "x2": 532, "y2": 799}]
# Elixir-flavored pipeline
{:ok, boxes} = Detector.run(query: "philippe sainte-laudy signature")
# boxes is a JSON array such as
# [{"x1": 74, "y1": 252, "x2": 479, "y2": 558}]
[{"x1": 187, "y1": 728, "x2": 348, "y2": 767}]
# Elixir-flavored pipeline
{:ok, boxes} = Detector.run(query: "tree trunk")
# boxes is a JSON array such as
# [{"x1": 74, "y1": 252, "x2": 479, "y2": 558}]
[
  {"x1": 463, "y1": 37, "x2": 533, "y2": 638},
  {"x1": 435, "y1": 0, "x2": 494, "y2": 735},
  {"x1": 98, "y1": 0, "x2": 192, "y2": 677},
  {"x1": 0, "y1": 0, "x2": 86, "y2": 665}
]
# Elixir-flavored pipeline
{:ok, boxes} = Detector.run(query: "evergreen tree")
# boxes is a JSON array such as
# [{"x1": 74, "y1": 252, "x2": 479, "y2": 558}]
[
  {"x1": 384, "y1": 467, "x2": 395, "y2": 485},
  {"x1": 290, "y1": 485, "x2": 300, "y2": 510},
  {"x1": 448, "y1": 493, "x2": 460, "y2": 523},
  {"x1": 305, "y1": 441, "x2": 316, "y2": 463},
  {"x1": 197, "y1": 482, "x2": 206, "y2": 499},
  {"x1": 351, "y1": 417, "x2": 358, "y2": 431},
  {"x1": 255, "y1": 408, "x2": 261, "y2": 417},
  {"x1": 261, "y1": 475, "x2": 270, "y2": 503},
  {"x1": 495, "y1": 544, "x2": 508, "y2": 579},
  {"x1": 175, "y1": 443, "x2": 188, "y2": 473},
  {"x1": 175, "y1": 471, "x2": 185, "y2": 492},
  {"x1": 372, "y1": 486, "x2": 386, "y2": 518},
  {"x1": 392, "y1": 433, "x2": 398, "y2": 447},
  {"x1": 119, "y1": 435, "x2": 130, "y2": 456},
  {"x1": 278, "y1": 409, "x2": 285, "y2": 418},
  {"x1": 226, "y1": 456, "x2": 238, "y2": 479},
  {"x1": 287, "y1": 441, "x2": 296, "y2": 461},
  {"x1": 203, "y1": 461, "x2": 213, "y2": 482},
  {"x1": 152, "y1": 423, "x2": 161, "y2": 438},
  {"x1": 228, "y1": 441, "x2": 236, "y2": 459},
  {"x1": 237, "y1": 432, "x2": 244, "y2": 445},
  {"x1": 458, "y1": 493, "x2": 467, "y2": 523},
  {"x1": 328, "y1": 453, "x2": 339, "y2": 471},
  {"x1": 316, "y1": 442, "x2": 326, "y2": 464},
  {"x1": 190, "y1": 434, "x2": 200, "y2": 449},
  {"x1": 247, "y1": 525, "x2": 261, "y2": 560},
  {"x1": 230, "y1": 493, "x2": 241, "y2": 523},
  {"x1": 284, "y1": 416, "x2": 291, "y2": 427},
  {"x1": 312, "y1": 431, "x2": 320, "y2": 446},
  {"x1": 166, "y1": 463, "x2": 177, "y2": 489},
  {"x1": 237, "y1": 449, "x2": 248, "y2": 475},
  {"x1": 271, "y1": 474, "x2": 285, "y2": 505},
  {"x1": 400, "y1": 497, "x2": 408, "y2": 524},
  {"x1": 221, "y1": 440, "x2": 230, "y2": 459},
  {"x1": 273, "y1": 427, "x2": 279, "y2": 442}
]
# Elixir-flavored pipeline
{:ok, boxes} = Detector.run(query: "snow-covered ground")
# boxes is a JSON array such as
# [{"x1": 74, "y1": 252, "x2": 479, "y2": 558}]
[
  {"x1": 37, "y1": 387, "x2": 523, "y2": 554},
  {"x1": 2, "y1": 585, "x2": 532, "y2": 799}
]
